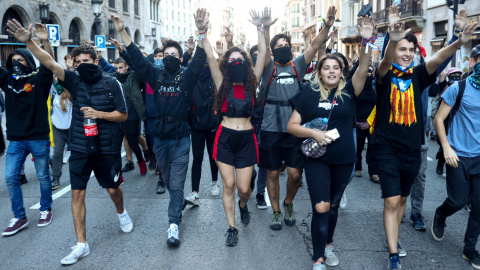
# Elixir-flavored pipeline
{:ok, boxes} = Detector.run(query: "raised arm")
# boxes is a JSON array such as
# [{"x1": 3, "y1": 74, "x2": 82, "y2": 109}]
[
  {"x1": 182, "y1": 37, "x2": 196, "y2": 67},
  {"x1": 203, "y1": 38, "x2": 222, "y2": 90},
  {"x1": 261, "y1": 7, "x2": 278, "y2": 69},
  {"x1": 33, "y1": 23, "x2": 54, "y2": 59},
  {"x1": 304, "y1": 6, "x2": 337, "y2": 65},
  {"x1": 377, "y1": 21, "x2": 410, "y2": 83},
  {"x1": 223, "y1": 26, "x2": 234, "y2": 50},
  {"x1": 248, "y1": 9, "x2": 267, "y2": 83},
  {"x1": 7, "y1": 19, "x2": 65, "y2": 80},
  {"x1": 112, "y1": 14, "x2": 133, "y2": 47},
  {"x1": 426, "y1": 22, "x2": 478, "y2": 75},
  {"x1": 352, "y1": 16, "x2": 376, "y2": 96}
]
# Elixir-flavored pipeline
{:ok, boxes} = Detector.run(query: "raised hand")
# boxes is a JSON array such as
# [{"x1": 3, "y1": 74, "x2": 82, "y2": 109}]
[
  {"x1": 215, "y1": 40, "x2": 224, "y2": 55},
  {"x1": 65, "y1": 54, "x2": 74, "y2": 69},
  {"x1": 6, "y1": 19, "x2": 32, "y2": 43},
  {"x1": 248, "y1": 9, "x2": 262, "y2": 27},
  {"x1": 261, "y1": 7, "x2": 278, "y2": 28},
  {"x1": 194, "y1": 8, "x2": 210, "y2": 31},
  {"x1": 93, "y1": 46, "x2": 102, "y2": 59},
  {"x1": 388, "y1": 3, "x2": 401, "y2": 25},
  {"x1": 329, "y1": 28, "x2": 338, "y2": 42},
  {"x1": 186, "y1": 37, "x2": 195, "y2": 50},
  {"x1": 33, "y1": 23, "x2": 49, "y2": 40},
  {"x1": 455, "y1": 8, "x2": 468, "y2": 31},
  {"x1": 110, "y1": 14, "x2": 125, "y2": 32},
  {"x1": 222, "y1": 26, "x2": 233, "y2": 44},
  {"x1": 358, "y1": 16, "x2": 375, "y2": 40},
  {"x1": 459, "y1": 22, "x2": 480, "y2": 45},
  {"x1": 324, "y1": 6, "x2": 337, "y2": 27},
  {"x1": 109, "y1": 38, "x2": 124, "y2": 52},
  {"x1": 388, "y1": 22, "x2": 411, "y2": 42}
]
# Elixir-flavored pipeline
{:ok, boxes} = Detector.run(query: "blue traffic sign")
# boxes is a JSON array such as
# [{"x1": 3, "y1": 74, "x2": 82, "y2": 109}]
[{"x1": 95, "y1": 35, "x2": 106, "y2": 51}]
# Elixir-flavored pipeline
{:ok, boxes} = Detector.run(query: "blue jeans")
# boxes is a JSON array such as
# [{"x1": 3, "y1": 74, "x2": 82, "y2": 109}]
[
  {"x1": 5, "y1": 140, "x2": 52, "y2": 218},
  {"x1": 154, "y1": 136, "x2": 190, "y2": 225}
]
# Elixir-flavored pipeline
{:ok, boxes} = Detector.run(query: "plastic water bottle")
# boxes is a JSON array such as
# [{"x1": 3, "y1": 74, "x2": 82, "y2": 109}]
[
  {"x1": 304, "y1": 117, "x2": 328, "y2": 130},
  {"x1": 84, "y1": 118, "x2": 99, "y2": 156}
]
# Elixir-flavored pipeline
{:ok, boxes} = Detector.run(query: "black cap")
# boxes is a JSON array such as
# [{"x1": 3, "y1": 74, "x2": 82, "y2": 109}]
[{"x1": 470, "y1": 44, "x2": 480, "y2": 59}]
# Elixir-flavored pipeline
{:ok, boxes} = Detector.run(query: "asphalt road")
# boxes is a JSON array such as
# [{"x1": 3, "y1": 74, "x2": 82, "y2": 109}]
[{"x1": 0, "y1": 129, "x2": 477, "y2": 269}]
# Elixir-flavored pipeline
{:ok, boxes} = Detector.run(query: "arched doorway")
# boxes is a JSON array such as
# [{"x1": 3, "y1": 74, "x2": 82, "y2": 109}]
[
  {"x1": 134, "y1": 30, "x2": 141, "y2": 46},
  {"x1": 1, "y1": 8, "x2": 27, "y2": 67},
  {"x1": 68, "y1": 19, "x2": 81, "y2": 54}
]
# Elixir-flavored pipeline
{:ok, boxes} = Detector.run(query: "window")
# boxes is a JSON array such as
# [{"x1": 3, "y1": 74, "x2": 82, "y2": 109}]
[
  {"x1": 123, "y1": 0, "x2": 128, "y2": 12},
  {"x1": 134, "y1": 0, "x2": 139, "y2": 15},
  {"x1": 109, "y1": 0, "x2": 115, "y2": 8},
  {"x1": 150, "y1": 1, "x2": 153, "y2": 19},
  {"x1": 183, "y1": 13, "x2": 185, "y2": 22},
  {"x1": 166, "y1": 9, "x2": 168, "y2": 19},
  {"x1": 178, "y1": 12, "x2": 180, "y2": 21},
  {"x1": 178, "y1": 27, "x2": 180, "y2": 35},
  {"x1": 172, "y1": 10, "x2": 174, "y2": 20},
  {"x1": 297, "y1": 17, "x2": 299, "y2": 27},
  {"x1": 183, "y1": 28, "x2": 186, "y2": 35}
]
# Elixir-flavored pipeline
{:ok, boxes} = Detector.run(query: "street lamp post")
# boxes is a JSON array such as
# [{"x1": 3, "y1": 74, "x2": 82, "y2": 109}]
[
  {"x1": 92, "y1": 0, "x2": 104, "y2": 40},
  {"x1": 39, "y1": 3, "x2": 50, "y2": 24}
]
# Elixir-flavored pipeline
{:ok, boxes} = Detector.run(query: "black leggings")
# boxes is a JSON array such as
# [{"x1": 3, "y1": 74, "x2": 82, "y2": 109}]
[
  {"x1": 304, "y1": 159, "x2": 353, "y2": 262},
  {"x1": 191, "y1": 127, "x2": 218, "y2": 192},
  {"x1": 124, "y1": 120, "x2": 143, "y2": 162}
]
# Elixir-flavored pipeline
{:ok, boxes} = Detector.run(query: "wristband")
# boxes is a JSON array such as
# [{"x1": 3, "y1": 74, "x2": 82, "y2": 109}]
[
  {"x1": 361, "y1": 37, "x2": 379, "y2": 53},
  {"x1": 454, "y1": 40, "x2": 461, "y2": 50},
  {"x1": 257, "y1": 27, "x2": 264, "y2": 32}
]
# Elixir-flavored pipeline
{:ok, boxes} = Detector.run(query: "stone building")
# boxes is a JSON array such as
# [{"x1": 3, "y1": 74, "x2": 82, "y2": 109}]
[{"x1": 0, "y1": 0, "x2": 162, "y2": 67}]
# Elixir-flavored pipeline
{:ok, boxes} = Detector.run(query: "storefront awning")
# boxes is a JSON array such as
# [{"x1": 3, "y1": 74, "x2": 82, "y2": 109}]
[{"x1": 430, "y1": 36, "x2": 446, "y2": 46}]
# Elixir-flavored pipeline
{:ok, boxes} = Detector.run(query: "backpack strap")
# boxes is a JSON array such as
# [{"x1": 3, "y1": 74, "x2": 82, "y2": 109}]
[{"x1": 451, "y1": 79, "x2": 466, "y2": 115}]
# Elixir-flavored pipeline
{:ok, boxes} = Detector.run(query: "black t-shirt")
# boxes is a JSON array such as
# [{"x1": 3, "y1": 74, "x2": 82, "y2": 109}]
[
  {"x1": 372, "y1": 63, "x2": 436, "y2": 151},
  {"x1": 356, "y1": 76, "x2": 376, "y2": 122},
  {"x1": 61, "y1": 70, "x2": 127, "y2": 113},
  {"x1": 290, "y1": 80, "x2": 357, "y2": 164},
  {"x1": 0, "y1": 65, "x2": 53, "y2": 141}
]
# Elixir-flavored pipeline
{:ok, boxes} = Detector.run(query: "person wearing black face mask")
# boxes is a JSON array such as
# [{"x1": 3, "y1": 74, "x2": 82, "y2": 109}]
[
  {"x1": 259, "y1": 6, "x2": 339, "y2": 232},
  {"x1": 7, "y1": 19, "x2": 135, "y2": 264},
  {"x1": 201, "y1": 9, "x2": 267, "y2": 246},
  {"x1": 115, "y1": 9, "x2": 209, "y2": 247},
  {"x1": 1, "y1": 21, "x2": 55, "y2": 237}
]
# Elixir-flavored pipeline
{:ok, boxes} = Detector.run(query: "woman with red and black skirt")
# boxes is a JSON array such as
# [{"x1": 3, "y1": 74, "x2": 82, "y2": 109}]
[{"x1": 201, "y1": 10, "x2": 267, "y2": 246}]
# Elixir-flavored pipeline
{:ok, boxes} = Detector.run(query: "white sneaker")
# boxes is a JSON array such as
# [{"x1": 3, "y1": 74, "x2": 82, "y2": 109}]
[
  {"x1": 63, "y1": 150, "x2": 70, "y2": 164},
  {"x1": 325, "y1": 244, "x2": 339, "y2": 266},
  {"x1": 340, "y1": 192, "x2": 347, "y2": 209},
  {"x1": 166, "y1": 223, "x2": 180, "y2": 246},
  {"x1": 313, "y1": 261, "x2": 327, "y2": 270},
  {"x1": 211, "y1": 182, "x2": 220, "y2": 196},
  {"x1": 118, "y1": 211, "x2": 133, "y2": 233},
  {"x1": 185, "y1": 192, "x2": 200, "y2": 206},
  {"x1": 61, "y1": 243, "x2": 90, "y2": 265}
]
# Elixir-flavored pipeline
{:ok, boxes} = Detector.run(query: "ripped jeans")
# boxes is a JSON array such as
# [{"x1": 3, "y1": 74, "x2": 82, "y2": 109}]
[{"x1": 304, "y1": 159, "x2": 354, "y2": 262}]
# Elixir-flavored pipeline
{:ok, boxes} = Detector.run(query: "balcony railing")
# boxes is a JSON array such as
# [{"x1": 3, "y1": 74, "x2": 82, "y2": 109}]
[{"x1": 373, "y1": 0, "x2": 423, "y2": 24}]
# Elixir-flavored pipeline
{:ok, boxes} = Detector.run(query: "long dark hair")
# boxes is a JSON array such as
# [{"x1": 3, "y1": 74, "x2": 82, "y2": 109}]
[{"x1": 213, "y1": 47, "x2": 257, "y2": 111}]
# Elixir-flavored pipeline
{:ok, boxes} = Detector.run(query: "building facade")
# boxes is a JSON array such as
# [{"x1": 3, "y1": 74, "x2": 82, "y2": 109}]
[
  {"x1": 284, "y1": 0, "x2": 305, "y2": 58},
  {"x1": 0, "y1": 0, "x2": 163, "y2": 68}
]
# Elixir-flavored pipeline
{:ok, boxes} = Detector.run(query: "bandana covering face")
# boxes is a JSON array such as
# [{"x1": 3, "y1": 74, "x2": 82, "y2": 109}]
[
  {"x1": 389, "y1": 62, "x2": 416, "y2": 126},
  {"x1": 468, "y1": 62, "x2": 480, "y2": 90}
]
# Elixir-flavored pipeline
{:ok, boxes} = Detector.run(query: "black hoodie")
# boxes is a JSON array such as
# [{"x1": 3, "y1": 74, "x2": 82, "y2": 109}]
[{"x1": 0, "y1": 48, "x2": 53, "y2": 140}]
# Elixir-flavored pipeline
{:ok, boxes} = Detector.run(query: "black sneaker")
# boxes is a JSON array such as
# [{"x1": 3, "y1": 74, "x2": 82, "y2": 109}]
[
  {"x1": 410, "y1": 212, "x2": 427, "y2": 231},
  {"x1": 225, "y1": 227, "x2": 238, "y2": 246},
  {"x1": 149, "y1": 154, "x2": 157, "y2": 171},
  {"x1": 462, "y1": 250, "x2": 480, "y2": 270},
  {"x1": 238, "y1": 200, "x2": 251, "y2": 225},
  {"x1": 52, "y1": 178, "x2": 60, "y2": 190},
  {"x1": 156, "y1": 181, "x2": 166, "y2": 194},
  {"x1": 436, "y1": 160, "x2": 445, "y2": 175},
  {"x1": 19, "y1": 174, "x2": 28, "y2": 185},
  {"x1": 431, "y1": 208, "x2": 446, "y2": 241},
  {"x1": 256, "y1": 193, "x2": 267, "y2": 210},
  {"x1": 121, "y1": 161, "x2": 134, "y2": 172}
]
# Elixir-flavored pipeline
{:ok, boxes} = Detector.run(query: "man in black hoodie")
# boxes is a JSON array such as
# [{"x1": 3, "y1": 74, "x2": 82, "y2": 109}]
[
  {"x1": 112, "y1": 9, "x2": 208, "y2": 246},
  {"x1": 0, "y1": 32, "x2": 54, "y2": 235}
]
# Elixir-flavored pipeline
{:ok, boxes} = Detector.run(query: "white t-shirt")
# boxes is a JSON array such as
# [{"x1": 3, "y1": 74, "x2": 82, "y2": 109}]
[{"x1": 50, "y1": 86, "x2": 72, "y2": 130}]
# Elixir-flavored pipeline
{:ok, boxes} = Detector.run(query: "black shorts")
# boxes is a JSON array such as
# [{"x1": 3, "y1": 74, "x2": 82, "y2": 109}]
[
  {"x1": 373, "y1": 144, "x2": 421, "y2": 198},
  {"x1": 69, "y1": 151, "x2": 123, "y2": 190},
  {"x1": 259, "y1": 131, "x2": 304, "y2": 170},
  {"x1": 212, "y1": 125, "x2": 258, "y2": 168}
]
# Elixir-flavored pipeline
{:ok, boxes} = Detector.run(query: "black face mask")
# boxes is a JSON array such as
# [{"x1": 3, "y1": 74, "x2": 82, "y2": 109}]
[
  {"x1": 251, "y1": 55, "x2": 258, "y2": 66},
  {"x1": 228, "y1": 59, "x2": 247, "y2": 83},
  {"x1": 272, "y1": 47, "x2": 292, "y2": 65},
  {"x1": 163, "y1": 55, "x2": 181, "y2": 74},
  {"x1": 76, "y1": 63, "x2": 102, "y2": 84},
  {"x1": 449, "y1": 75, "x2": 461, "y2": 82},
  {"x1": 116, "y1": 71, "x2": 130, "y2": 84},
  {"x1": 12, "y1": 61, "x2": 32, "y2": 75}
]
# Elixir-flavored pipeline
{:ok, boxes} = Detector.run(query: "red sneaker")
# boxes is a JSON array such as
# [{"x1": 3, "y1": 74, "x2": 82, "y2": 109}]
[
  {"x1": 2, "y1": 217, "x2": 28, "y2": 236},
  {"x1": 138, "y1": 159, "x2": 147, "y2": 175},
  {"x1": 37, "y1": 210, "x2": 52, "y2": 227}
]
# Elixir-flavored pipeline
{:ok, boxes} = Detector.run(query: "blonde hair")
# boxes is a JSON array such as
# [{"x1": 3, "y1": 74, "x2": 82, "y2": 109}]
[{"x1": 310, "y1": 54, "x2": 349, "y2": 102}]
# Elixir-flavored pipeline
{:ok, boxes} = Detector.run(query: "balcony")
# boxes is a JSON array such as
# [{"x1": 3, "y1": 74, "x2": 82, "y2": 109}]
[{"x1": 373, "y1": 0, "x2": 425, "y2": 32}]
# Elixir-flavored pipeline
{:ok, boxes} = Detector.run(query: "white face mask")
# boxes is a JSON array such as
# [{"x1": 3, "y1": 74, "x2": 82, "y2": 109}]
[{"x1": 413, "y1": 55, "x2": 421, "y2": 67}]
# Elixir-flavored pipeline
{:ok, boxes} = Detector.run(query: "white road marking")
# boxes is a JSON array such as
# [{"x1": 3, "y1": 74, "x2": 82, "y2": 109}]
[
  {"x1": 265, "y1": 188, "x2": 271, "y2": 207},
  {"x1": 30, "y1": 152, "x2": 126, "y2": 210},
  {"x1": 427, "y1": 157, "x2": 433, "y2": 161}
]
